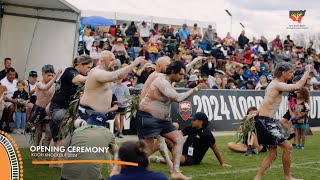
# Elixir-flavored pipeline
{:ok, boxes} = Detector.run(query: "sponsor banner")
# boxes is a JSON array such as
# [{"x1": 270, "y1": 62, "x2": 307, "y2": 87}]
[
  {"x1": 170, "y1": 89, "x2": 320, "y2": 131},
  {"x1": 129, "y1": 89, "x2": 320, "y2": 131}
]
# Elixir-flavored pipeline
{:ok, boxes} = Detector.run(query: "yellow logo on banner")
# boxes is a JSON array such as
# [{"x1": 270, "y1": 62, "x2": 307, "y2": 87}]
[{"x1": 0, "y1": 131, "x2": 23, "y2": 180}]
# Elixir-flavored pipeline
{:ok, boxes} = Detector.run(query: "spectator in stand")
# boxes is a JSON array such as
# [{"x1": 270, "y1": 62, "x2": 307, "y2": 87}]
[
  {"x1": 90, "y1": 41, "x2": 100, "y2": 64},
  {"x1": 246, "y1": 66, "x2": 260, "y2": 84},
  {"x1": 243, "y1": 45, "x2": 253, "y2": 65},
  {"x1": 101, "y1": 41, "x2": 112, "y2": 51},
  {"x1": 0, "y1": 86, "x2": 7, "y2": 122},
  {"x1": 260, "y1": 36, "x2": 268, "y2": 52},
  {"x1": 135, "y1": 63, "x2": 155, "y2": 88},
  {"x1": 100, "y1": 32, "x2": 114, "y2": 49},
  {"x1": 138, "y1": 45, "x2": 150, "y2": 60},
  {"x1": 255, "y1": 75, "x2": 269, "y2": 90},
  {"x1": 147, "y1": 40, "x2": 160, "y2": 63},
  {"x1": 85, "y1": 31, "x2": 95, "y2": 53},
  {"x1": 190, "y1": 23, "x2": 202, "y2": 39},
  {"x1": 115, "y1": 24, "x2": 123, "y2": 38},
  {"x1": 178, "y1": 24, "x2": 189, "y2": 41},
  {"x1": 186, "y1": 75, "x2": 199, "y2": 88},
  {"x1": 240, "y1": 79, "x2": 255, "y2": 90},
  {"x1": 307, "y1": 41, "x2": 315, "y2": 56},
  {"x1": 223, "y1": 32, "x2": 235, "y2": 46},
  {"x1": 164, "y1": 27, "x2": 175, "y2": 39},
  {"x1": 130, "y1": 32, "x2": 145, "y2": 48},
  {"x1": 272, "y1": 35, "x2": 283, "y2": 50},
  {"x1": 0, "y1": 58, "x2": 18, "y2": 80},
  {"x1": 0, "y1": 68, "x2": 18, "y2": 132},
  {"x1": 200, "y1": 56, "x2": 216, "y2": 77},
  {"x1": 191, "y1": 41, "x2": 204, "y2": 58},
  {"x1": 212, "y1": 74, "x2": 224, "y2": 89},
  {"x1": 225, "y1": 78, "x2": 237, "y2": 89},
  {"x1": 203, "y1": 25, "x2": 214, "y2": 49},
  {"x1": 109, "y1": 25, "x2": 116, "y2": 37},
  {"x1": 111, "y1": 38, "x2": 128, "y2": 64},
  {"x1": 238, "y1": 30, "x2": 249, "y2": 49},
  {"x1": 126, "y1": 21, "x2": 137, "y2": 37},
  {"x1": 232, "y1": 67, "x2": 248, "y2": 87},
  {"x1": 253, "y1": 57, "x2": 261, "y2": 72},
  {"x1": 150, "y1": 23, "x2": 159, "y2": 36},
  {"x1": 25, "y1": 71, "x2": 38, "y2": 123},
  {"x1": 138, "y1": 21, "x2": 152, "y2": 42},
  {"x1": 177, "y1": 40, "x2": 193, "y2": 63},
  {"x1": 309, "y1": 72, "x2": 318, "y2": 85},
  {"x1": 213, "y1": 32, "x2": 222, "y2": 45},
  {"x1": 120, "y1": 23, "x2": 127, "y2": 37},
  {"x1": 284, "y1": 35, "x2": 294, "y2": 51},
  {"x1": 154, "y1": 31, "x2": 165, "y2": 42}
]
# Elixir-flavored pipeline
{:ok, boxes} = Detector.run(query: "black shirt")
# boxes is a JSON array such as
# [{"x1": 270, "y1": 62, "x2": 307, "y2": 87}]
[
  {"x1": 137, "y1": 71, "x2": 152, "y2": 84},
  {"x1": 181, "y1": 125, "x2": 216, "y2": 165},
  {"x1": 0, "y1": 69, "x2": 18, "y2": 81},
  {"x1": 51, "y1": 67, "x2": 79, "y2": 109},
  {"x1": 12, "y1": 90, "x2": 29, "y2": 112}
]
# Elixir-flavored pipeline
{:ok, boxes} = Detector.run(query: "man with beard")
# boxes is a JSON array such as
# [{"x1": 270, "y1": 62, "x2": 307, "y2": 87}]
[
  {"x1": 136, "y1": 61, "x2": 206, "y2": 180},
  {"x1": 253, "y1": 62, "x2": 311, "y2": 180},
  {"x1": 79, "y1": 51, "x2": 146, "y2": 120}
]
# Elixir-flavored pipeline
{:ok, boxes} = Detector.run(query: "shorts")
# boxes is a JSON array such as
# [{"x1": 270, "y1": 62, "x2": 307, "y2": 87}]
[
  {"x1": 78, "y1": 104, "x2": 114, "y2": 120},
  {"x1": 282, "y1": 110, "x2": 291, "y2": 120},
  {"x1": 116, "y1": 107, "x2": 126, "y2": 114},
  {"x1": 29, "y1": 105, "x2": 48, "y2": 124},
  {"x1": 49, "y1": 103, "x2": 66, "y2": 142},
  {"x1": 135, "y1": 110, "x2": 176, "y2": 139},
  {"x1": 181, "y1": 155, "x2": 196, "y2": 166},
  {"x1": 4, "y1": 102, "x2": 13, "y2": 109},
  {"x1": 294, "y1": 123, "x2": 308, "y2": 129},
  {"x1": 254, "y1": 116, "x2": 286, "y2": 148}
]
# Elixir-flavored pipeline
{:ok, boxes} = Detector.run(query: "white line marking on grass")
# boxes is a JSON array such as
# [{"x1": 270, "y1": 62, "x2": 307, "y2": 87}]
[
  {"x1": 190, "y1": 161, "x2": 320, "y2": 178},
  {"x1": 297, "y1": 167, "x2": 320, "y2": 171}
]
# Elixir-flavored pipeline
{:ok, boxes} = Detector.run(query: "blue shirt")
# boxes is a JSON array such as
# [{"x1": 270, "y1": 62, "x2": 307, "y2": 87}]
[
  {"x1": 107, "y1": 167, "x2": 168, "y2": 180},
  {"x1": 178, "y1": 29, "x2": 189, "y2": 40}
]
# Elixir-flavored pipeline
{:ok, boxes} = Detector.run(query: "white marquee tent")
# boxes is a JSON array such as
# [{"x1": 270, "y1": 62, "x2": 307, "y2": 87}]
[{"x1": 0, "y1": 0, "x2": 80, "y2": 79}]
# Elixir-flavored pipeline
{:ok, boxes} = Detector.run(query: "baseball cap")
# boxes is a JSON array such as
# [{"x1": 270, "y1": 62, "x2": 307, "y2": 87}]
[
  {"x1": 247, "y1": 80, "x2": 255, "y2": 86},
  {"x1": 29, "y1": 71, "x2": 38, "y2": 77},
  {"x1": 183, "y1": 24, "x2": 187, "y2": 27},
  {"x1": 189, "y1": 112, "x2": 209, "y2": 127},
  {"x1": 86, "y1": 112, "x2": 108, "y2": 126},
  {"x1": 188, "y1": 75, "x2": 199, "y2": 82},
  {"x1": 117, "y1": 38, "x2": 123, "y2": 42},
  {"x1": 208, "y1": 25, "x2": 212, "y2": 28},
  {"x1": 250, "y1": 66, "x2": 257, "y2": 71},
  {"x1": 194, "y1": 23, "x2": 197, "y2": 27}
]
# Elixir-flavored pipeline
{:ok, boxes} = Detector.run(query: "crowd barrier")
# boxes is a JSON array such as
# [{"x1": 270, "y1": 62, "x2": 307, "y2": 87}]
[{"x1": 123, "y1": 89, "x2": 320, "y2": 134}]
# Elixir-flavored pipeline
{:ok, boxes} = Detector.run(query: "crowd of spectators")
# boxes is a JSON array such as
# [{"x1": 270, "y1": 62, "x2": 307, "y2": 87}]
[{"x1": 79, "y1": 21, "x2": 320, "y2": 91}]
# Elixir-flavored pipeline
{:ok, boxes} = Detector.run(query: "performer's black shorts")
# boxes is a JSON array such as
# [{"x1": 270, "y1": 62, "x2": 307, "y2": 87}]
[
  {"x1": 282, "y1": 110, "x2": 291, "y2": 120},
  {"x1": 255, "y1": 116, "x2": 286, "y2": 148},
  {"x1": 116, "y1": 107, "x2": 126, "y2": 114},
  {"x1": 135, "y1": 110, "x2": 176, "y2": 139},
  {"x1": 29, "y1": 105, "x2": 47, "y2": 124},
  {"x1": 78, "y1": 104, "x2": 115, "y2": 121}
]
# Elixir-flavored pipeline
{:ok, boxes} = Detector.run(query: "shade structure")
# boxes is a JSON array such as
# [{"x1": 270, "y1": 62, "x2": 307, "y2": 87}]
[{"x1": 81, "y1": 16, "x2": 115, "y2": 26}]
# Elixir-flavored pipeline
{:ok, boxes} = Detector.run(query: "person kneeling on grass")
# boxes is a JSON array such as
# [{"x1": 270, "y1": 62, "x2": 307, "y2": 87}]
[
  {"x1": 227, "y1": 106, "x2": 267, "y2": 156},
  {"x1": 150, "y1": 112, "x2": 231, "y2": 167}
]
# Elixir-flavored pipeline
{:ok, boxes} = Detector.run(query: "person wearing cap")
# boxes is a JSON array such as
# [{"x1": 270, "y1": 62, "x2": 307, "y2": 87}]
[
  {"x1": 186, "y1": 75, "x2": 199, "y2": 88},
  {"x1": 245, "y1": 66, "x2": 260, "y2": 84},
  {"x1": 222, "y1": 32, "x2": 235, "y2": 46},
  {"x1": 178, "y1": 24, "x2": 189, "y2": 41},
  {"x1": 240, "y1": 79, "x2": 255, "y2": 90},
  {"x1": 190, "y1": 23, "x2": 202, "y2": 39},
  {"x1": 150, "y1": 112, "x2": 231, "y2": 168},
  {"x1": 61, "y1": 112, "x2": 118, "y2": 180},
  {"x1": 111, "y1": 38, "x2": 128, "y2": 64},
  {"x1": 135, "y1": 63, "x2": 155, "y2": 88},
  {"x1": 25, "y1": 71, "x2": 38, "y2": 122},
  {"x1": 28, "y1": 65, "x2": 62, "y2": 160}
]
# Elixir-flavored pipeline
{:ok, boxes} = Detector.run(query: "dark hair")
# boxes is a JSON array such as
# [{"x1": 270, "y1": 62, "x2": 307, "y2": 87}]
[
  {"x1": 296, "y1": 87, "x2": 310, "y2": 103},
  {"x1": 73, "y1": 54, "x2": 93, "y2": 67},
  {"x1": 6, "y1": 67, "x2": 15, "y2": 74},
  {"x1": 119, "y1": 141, "x2": 149, "y2": 168},
  {"x1": 165, "y1": 61, "x2": 186, "y2": 75},
  {"x1": 42, "y1": 64, "x2": 55, "y2": 74},
  {"x1": 274, "y1": 62, "x2": 294, "y2": 78},
  {"x1": 247, "y1": 106, "x2": 258, "y2": 115},
  {"x1": 4, "y1": 57, "x2": 11, "y2": 62}
]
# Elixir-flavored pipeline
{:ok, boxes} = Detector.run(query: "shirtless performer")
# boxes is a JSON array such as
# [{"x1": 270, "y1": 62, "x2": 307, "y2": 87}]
[
  {"x1": 139, "y1": 56, "x2": 204, "y2": 170},
  {"x1": 29, "y1": 65, "x2": 62, "y2": 160},
  {"x1": 254, "y1": 62, "x2": 311, "y2": 180},
  {"x1": 137, "y1": 60, "x2": 206, "y2": 180},
  {"x1": 79, "y1": 51, "x2": 147, "y2": 120}
]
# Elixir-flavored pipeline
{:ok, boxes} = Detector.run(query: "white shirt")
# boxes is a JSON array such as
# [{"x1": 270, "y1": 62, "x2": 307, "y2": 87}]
[
  {"x1": 25, "y1": 80, "x2": 37, "y2": 96},
  {"x1": 0, "y1": 77, "x2": 17, "y2": 98},
  {"x1": 85, "y1": 36, "x2": 95, "y2": 51},
  {"x1": 138, "y1": 23, "x2": 151, "y2": 38}
]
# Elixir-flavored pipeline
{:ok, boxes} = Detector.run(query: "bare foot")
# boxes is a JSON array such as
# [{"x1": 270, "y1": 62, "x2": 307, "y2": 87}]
[{"x1": 171, "y1": 172, "x2": 191, "y2": 180}]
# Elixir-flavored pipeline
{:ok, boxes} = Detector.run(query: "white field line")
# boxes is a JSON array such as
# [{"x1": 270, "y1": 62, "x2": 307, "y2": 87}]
[{"x1": 190, "y1": 161, "x2": 320, "y2": 178}]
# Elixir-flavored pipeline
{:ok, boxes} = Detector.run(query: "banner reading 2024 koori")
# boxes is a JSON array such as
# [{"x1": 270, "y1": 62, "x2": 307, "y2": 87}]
[{"x1": 170, "y1": 89, "x2": 320, "y2": 131}]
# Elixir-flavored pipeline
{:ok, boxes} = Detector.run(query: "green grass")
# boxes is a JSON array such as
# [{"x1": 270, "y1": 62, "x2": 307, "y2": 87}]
[{"x1": 21, "y1": 132, "x2": 320, "y2": 180}]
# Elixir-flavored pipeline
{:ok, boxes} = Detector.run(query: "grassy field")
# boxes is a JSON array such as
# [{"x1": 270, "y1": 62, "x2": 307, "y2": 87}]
[{"x1": 21, "y1": 132, "x2": 320, "y2": 180}]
